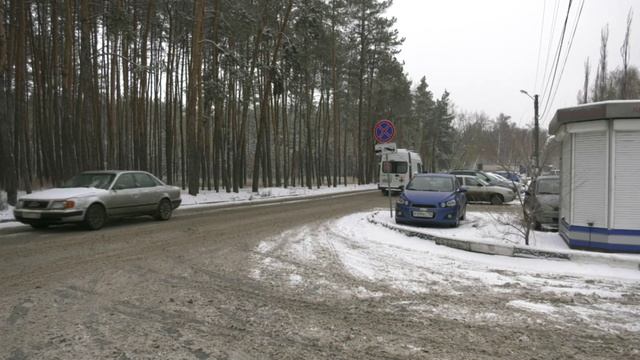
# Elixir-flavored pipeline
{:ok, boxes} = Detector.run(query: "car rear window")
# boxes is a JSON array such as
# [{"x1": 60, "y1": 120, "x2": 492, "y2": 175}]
[
  {"x1": 536, "y1": 179, "x2": 560, "y2": 195},
  {"x1": 382, "y1": 161, "x2": 408, "y2": 174},
  {"x1": 406, "y1": 177, "x2": 454, "y2": 192}
]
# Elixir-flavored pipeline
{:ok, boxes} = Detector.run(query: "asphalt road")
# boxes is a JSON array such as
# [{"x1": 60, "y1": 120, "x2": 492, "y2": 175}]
[
  {"x1": 0, "y1": 191, "x2": 387, "y2": 359},
  {"x1": 1, "y1": 192, "x2": 636, "y2": 359}
]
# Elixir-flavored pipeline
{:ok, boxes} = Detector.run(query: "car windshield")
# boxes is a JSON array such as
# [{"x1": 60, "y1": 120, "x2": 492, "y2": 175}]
[
  {"x1": 536, "y1": 179, "x2": 560, "y2": 195},
  {"x1": 406, "y1": 177, "x2": 453, "y2": 192},
  {"x1": 62, "y1": 173, "x2": 116, "y2": 190}
]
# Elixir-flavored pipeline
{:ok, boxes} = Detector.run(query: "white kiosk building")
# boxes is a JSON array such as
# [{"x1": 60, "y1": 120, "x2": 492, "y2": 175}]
[{"x1": 549, "y1": 100, "x2": 640, "y2": 252}]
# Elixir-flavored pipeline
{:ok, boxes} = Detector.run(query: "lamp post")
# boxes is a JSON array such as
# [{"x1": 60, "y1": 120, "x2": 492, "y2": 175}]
[{"x1": 520, "y1": 90, "x2": 539, "y2": 175}]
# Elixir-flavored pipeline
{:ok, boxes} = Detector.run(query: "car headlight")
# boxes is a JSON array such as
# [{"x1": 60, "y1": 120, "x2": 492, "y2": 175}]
[
  {"x1": 440, "y1": 199, "x2": 457, "y2": 208},
  {"x1": 396, "y1": 198, "x2": 409, "y2": 206},
  {"x1": 16, "y1": 200, "x2": 24, "y2": 209},
  {"x1": 50, "y1": 200, "x2": 76, "y2": 210}
]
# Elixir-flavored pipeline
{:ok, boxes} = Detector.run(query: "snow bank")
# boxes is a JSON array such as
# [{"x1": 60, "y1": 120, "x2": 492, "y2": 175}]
[
  {"x1": 180, "y1": 184, "x2": 376, "y2": 207},
  {"x1": 373, "y1": 210, "x2": 568, "y2": 251}
]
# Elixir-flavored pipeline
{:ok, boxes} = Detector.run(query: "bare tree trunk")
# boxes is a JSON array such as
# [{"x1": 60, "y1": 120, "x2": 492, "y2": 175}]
[
  {"x1": 186, "y1": 0, "x2": 205, "y2": 195},
  {"x1": 252, "y1": 0, "x2": 293, "y2": 192}
]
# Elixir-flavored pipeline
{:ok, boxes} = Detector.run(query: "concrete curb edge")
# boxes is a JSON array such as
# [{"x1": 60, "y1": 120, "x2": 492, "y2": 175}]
[{"x1": 367, "y1": 213, "x2": 640, "y2": 271}]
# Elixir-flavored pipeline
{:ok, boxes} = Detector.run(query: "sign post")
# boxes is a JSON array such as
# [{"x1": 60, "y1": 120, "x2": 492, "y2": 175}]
[{"x1": 374, "y1": 120, "x2": 396, "y2": 218}]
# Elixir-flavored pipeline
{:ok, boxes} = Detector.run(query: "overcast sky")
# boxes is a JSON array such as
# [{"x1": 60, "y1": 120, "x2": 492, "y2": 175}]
[{"x1": 387, "y1": 0, "x2": 640, "y2": 128}]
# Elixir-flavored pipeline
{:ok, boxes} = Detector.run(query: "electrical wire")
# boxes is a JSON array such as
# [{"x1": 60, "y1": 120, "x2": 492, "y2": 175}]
[
  {"x1": 541, "y1": 0, "x2": 585, "y2": 121},
  {"x1": 540, "y1": 0, "x2": 573, "y2": 111},
  {"x1": 539, "y1": 0, "x2": 562, "y2": 96},
  {"x1": 534, "y1": 0, "x2": 547, "y2": 92}
]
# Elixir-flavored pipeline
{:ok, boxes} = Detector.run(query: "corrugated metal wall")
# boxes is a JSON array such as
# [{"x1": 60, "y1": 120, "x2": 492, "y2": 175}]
[
  {"x1": 573, "y1": 132, "x2": 607, "y2": 228},
  {"x1": 614, "y1": 131, "x2": 640, "y2": 230}
]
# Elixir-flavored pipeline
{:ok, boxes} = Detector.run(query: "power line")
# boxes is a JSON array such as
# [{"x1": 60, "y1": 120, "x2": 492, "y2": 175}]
[
  {"x1": 539, "y1": 0, "x2": 562, "y2": 95},
  {"x1": 541, "y1": 0, "x2": 585, "y2": 120},
  {"x1": 534, "y1": 0, "x2": 547, "y2": 92},
  {"x1": 540, "y1": 0, "x2": 573, "y2": 109}
]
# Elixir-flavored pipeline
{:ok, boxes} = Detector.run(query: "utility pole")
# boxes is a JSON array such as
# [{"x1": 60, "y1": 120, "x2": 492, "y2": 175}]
[
  {"x1": 534, "y1": 94, "x2": 540, "y2": 174},
  {"x1": 520, "y1": 90, "x2": 540, "y2": 176}
]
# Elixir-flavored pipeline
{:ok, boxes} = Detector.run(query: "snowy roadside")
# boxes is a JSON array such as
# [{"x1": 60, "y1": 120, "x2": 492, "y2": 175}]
[
  {"x1": 0, "y1": 185, "x2": 377, "y2": 228},
  {"x1": 179, "y1": 184, "x2": 377, "y2": 208},
  {"x1": 252, "y1": 212, "x2": 640, "y2": 334},
  {"x1": 370, "y1": 210, "x2": 640, "y2": 265},
  {"x1": 373, "y1": 210, "x2": 567, "y2": 250}
]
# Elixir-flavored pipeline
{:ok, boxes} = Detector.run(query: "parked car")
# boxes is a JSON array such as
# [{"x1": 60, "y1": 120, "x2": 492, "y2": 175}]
[
  {"x1": 13, "y1": 171, "x2": 182, "y2": 230},
  {"x1": 395, "y1": 173, "x2": 467, "y2": 227},
  {"x1": 524, "y1": 175, "x2": 560, "y2": 230},
  {"x1": 455, "y1": 175, "x2": 515, "y2": 205},
  {"x1": 487, "y1": 172, "x2": 524, "y2": 194},
  {"x1": 494, "y1": 171, "x2": 522, "y2": 183},
  {"x1": 449, "y1": 169, "x2": 516, "y2": 191}
]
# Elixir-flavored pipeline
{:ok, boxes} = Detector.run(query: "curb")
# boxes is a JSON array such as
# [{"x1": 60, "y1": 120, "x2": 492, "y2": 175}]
[{"x1": 368, "y1": 213, "x2": 640, "y2": 271}]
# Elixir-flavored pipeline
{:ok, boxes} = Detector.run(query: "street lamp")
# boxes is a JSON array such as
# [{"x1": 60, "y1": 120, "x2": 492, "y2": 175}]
[{"x1": 520, "y1": 90, "x2": 539, "y2": 174}]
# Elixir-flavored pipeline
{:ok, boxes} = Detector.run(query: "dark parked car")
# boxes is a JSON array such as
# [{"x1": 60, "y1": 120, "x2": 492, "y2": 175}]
[
  {"x1": 494, "y1": 171, "x2": 522, "y2": 183},
  {"x1": 395, "y1": 173, "x2": 467, "y2": 227},
  {"x1": 524, "y1": 175, "x2": 560, "y2": 230}
]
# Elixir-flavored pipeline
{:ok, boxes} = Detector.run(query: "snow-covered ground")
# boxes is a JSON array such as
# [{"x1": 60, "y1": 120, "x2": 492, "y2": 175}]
[
  {"x1": 252, "y1": 211, "x2": 640, "y2": 334},
  {"x1": 374, "y1": 210, "x2": 567, "y2": 250},
  {"x1": 0, "y1": 185, "x2": 376, "y2": 226},
  {"x1": 372, "y1": 210, "x2": 640, "y2": 264},
  {"x1": 179, "y1": 184, "x2": 377, "y2": 207}
]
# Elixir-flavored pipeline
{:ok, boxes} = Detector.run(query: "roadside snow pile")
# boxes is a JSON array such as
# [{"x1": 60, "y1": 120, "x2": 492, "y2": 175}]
[
  {"x1": 0, "y1": 206, "x2": 13, "y2": 222},
  {"x1": 180, "y1": 184, "x2": 377, "y2": 207},
  {"x1": 372, "y1": 210, "x2": 568, "y2": 251},
  {"x1": 0, "y1": 191, "x2": 12, "y2": 223}
]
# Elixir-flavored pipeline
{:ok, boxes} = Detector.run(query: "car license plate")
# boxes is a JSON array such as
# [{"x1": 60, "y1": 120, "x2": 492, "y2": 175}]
[
  {"x1": 22, "y1": 212, "x2": 41, "y2": 219},
  {"x1": 412, "y1": 211, "x2": 434, "y2": 218}
]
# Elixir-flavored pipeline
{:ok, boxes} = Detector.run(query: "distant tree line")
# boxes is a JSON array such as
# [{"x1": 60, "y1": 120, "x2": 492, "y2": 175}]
[{"x1": 577, "y1": 9, "x2": 640, "y2": 103}]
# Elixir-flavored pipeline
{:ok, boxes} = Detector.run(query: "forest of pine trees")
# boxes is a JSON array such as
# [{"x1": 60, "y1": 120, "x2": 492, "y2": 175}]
[{"x1": 1, "y1": 0, "x2": 443, "y2": 205}]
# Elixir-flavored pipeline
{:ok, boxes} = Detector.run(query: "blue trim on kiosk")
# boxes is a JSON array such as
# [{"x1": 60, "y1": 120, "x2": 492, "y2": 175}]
[{"x1": 559, "y1": 219, "x2": 640, "y2": 252}]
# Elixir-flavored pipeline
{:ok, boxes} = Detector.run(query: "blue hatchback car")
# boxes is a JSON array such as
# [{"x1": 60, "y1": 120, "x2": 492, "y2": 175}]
[{"x1": 395, "y1": 173, "x2": 467, "y2": 227}]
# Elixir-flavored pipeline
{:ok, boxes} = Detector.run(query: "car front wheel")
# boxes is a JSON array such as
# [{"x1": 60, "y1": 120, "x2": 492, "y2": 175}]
[
  {"x1": 84, "y1": 204, "x2": 107, "y2": 230},
  {"x1": 154, "y1": 199, "x2": 173, "y2": 221}
]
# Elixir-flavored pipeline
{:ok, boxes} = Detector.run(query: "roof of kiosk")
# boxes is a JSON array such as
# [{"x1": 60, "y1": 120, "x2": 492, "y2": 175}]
[{"x1": 549, "y1": 100, "x2": 640, "y2": 135}]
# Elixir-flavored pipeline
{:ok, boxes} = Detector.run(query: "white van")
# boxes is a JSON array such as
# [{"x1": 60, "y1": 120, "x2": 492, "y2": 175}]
[{"x1": 378, "y1": 149, "x2": 423, "y2": 194}]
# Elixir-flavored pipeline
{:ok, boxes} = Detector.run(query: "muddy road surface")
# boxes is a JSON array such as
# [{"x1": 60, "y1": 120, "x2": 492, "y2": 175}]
[{"x1": 1, "y1": 193, "x2": 638, "y2": 359}]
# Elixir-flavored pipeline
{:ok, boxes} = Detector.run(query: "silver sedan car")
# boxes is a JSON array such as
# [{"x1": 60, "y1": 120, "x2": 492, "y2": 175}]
[
  {"x1": 13, "y1": 171, "x2": 182, "y2": 230},
  {"x1": 455, "y1": 175, "x2": 516, "y2": 205}
]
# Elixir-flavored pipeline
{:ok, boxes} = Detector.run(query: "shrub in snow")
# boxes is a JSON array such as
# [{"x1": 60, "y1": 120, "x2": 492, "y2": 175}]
[
  {"x1": 0, "y1": 191, "x2": 7, "y2": 211},
  {"x1": 259, "y1": 189, "x2": 272, "y2": 198}
]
